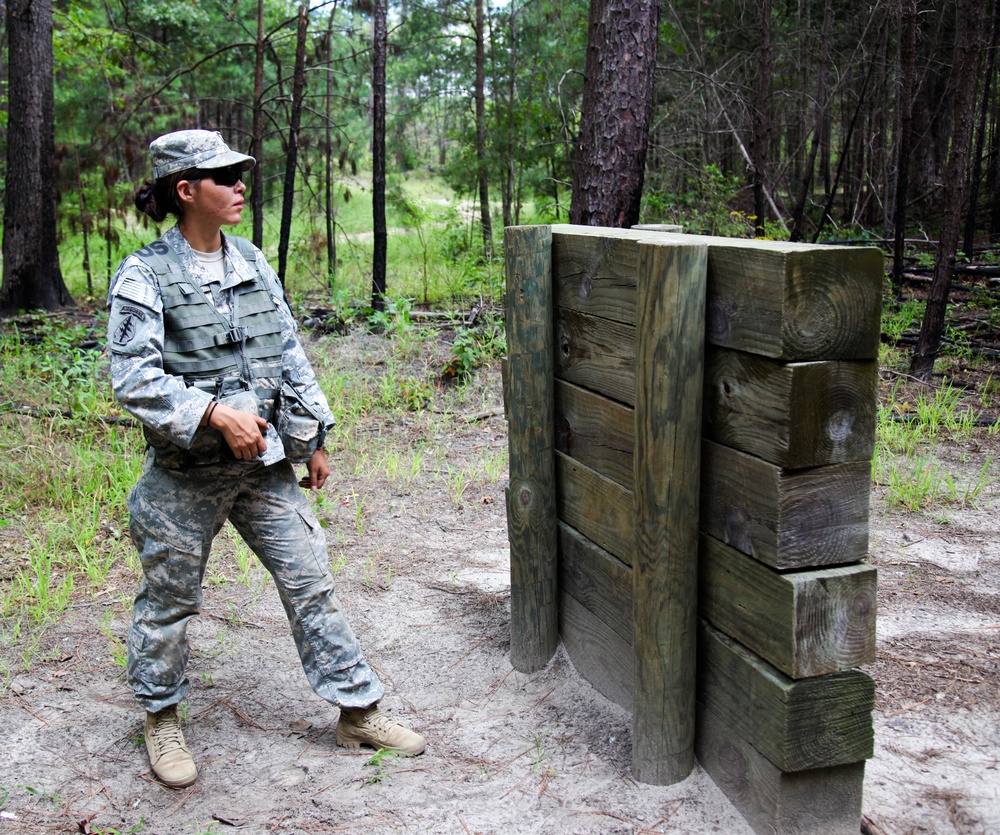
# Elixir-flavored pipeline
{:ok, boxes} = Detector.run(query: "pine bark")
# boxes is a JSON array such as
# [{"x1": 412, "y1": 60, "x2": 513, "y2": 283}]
[
  {"x1": 569, "y1": 0, "x2": 660, "y2": 228},
  {"x1": 1, "y1": 0, "x2": 72, "y2": 315},
  {"x1": 911, "y1": 0, "x2": 988, "y2": 381},
  {"x1": 371, "y1": 0, "x2": 388, "y2": 311},
  {"x1": 277, "y1": 2, "x2": 310, "y2": 285}
]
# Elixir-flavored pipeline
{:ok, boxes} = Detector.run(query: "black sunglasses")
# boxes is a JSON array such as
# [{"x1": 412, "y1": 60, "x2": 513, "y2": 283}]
[{"x1": 194, "y1": 166, "x2": 244, "y2": 187}]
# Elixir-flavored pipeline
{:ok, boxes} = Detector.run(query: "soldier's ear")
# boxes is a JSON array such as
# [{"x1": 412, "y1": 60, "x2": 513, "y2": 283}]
[{"x1": 175, "y1": 179, "x2": 199, "y2": 206}]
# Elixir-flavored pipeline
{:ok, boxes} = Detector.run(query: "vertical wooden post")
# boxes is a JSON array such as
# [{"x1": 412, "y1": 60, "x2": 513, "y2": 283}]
[
  {"x1": 632, "y1": 240, "x2": 707, "y2": 784},
  {"x1": 505, "y1": 225, "x2": 558, "y2": 673}
]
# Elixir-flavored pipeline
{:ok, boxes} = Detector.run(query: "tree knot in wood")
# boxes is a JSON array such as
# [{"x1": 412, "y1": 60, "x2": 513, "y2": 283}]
[
  {"x1": 852, "y1": 589, "x2": 874, "y2": 619},
  {"x1": 559, "y1": 333, "x2": 572, "y2": 357},
  {"x1": 827, "y1": 409, "x2": 855, "y2": 442},
  {"x1": 717, "y1": 741, "x2": 748, "y2": 781},
  {"x1": 556, "y1": 417, "x2": 574, "y2": 453},
  {"x1": 705, "y1": 296, "x2": 735, "y2": 342}
]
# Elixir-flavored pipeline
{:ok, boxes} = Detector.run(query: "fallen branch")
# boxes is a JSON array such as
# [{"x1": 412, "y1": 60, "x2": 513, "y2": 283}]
[{"x1": 0, "y1": 401, "x2": 135, "y2": 427}]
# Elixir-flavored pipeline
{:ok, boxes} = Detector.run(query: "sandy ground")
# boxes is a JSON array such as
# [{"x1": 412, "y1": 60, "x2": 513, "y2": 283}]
[{"x1": 1, "y1": 342, "x2": 998, "y2": 835}]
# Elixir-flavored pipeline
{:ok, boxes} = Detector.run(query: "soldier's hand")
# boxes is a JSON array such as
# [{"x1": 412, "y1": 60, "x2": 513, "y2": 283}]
[
  {"x1": 300, "y1": 449, "x2": 330, "y2": 490},
  {"x1": 207, "y1": 402, "x2": 270, "y2": 460}
]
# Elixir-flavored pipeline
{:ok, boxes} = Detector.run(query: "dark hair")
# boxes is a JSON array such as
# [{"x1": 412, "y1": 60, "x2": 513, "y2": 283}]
[{"x1": 134, "y1": 168, "x2": 203, "y2": 222}]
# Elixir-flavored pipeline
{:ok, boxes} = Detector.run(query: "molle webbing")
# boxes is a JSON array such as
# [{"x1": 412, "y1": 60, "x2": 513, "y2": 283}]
[{"x1": 139, "y1": 236, "x2": 284, "y2": 382}]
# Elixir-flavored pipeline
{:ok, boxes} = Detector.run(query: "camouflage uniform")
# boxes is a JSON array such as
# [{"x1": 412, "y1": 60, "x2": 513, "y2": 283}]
[{"x1": 108, "y1": 225, "x2": 384, "y2": 713}]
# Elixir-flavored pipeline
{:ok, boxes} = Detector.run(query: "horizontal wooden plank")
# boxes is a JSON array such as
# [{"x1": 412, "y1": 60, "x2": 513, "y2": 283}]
[
  {"x1": 555, "y1": 450, "x2": 635, "y2": 566},
  {"x1": 703, "y1": 348, "x2": 877, "y2": 468},
  {"x1": 558, "y1": 521, "x2": 633, "y2": 645},
  {"x1": 697, "y1": 702, "x2": 866, "y2": 835},
  {"x1": 697, "y1": 620, "x2": 875, "y2": 772},
  {"x1": 560, "y1": 591, "x2": 633, "y2": 711},
  {"x1": 699, "y1": 534, "x2": 877, "y2": 678},
  {"x1": 554, "y1": 379, "x2": 634, "y2": 489},
  {"x1": 551, "y1": 225, "x2": 883, "y2": 360},
  {"x1": 700, "y1": 439, "x2": 871, "y2": 569},
  {"x1": 552, "y1": 230, "x2": 639, "y2": 325},
  {"x1": 554, "y1": 307, "x2": 636, "y2": 407}
]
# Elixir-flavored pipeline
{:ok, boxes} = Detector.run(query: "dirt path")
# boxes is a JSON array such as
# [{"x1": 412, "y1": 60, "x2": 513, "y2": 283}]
[{"x1": 1, "y1": 341, "x2": 997, "y2": 835}]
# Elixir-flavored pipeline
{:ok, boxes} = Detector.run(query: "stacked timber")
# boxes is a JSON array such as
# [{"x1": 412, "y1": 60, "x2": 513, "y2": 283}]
[{"x1": 504, "y1": 223, "x2": 882, "y2": 835}]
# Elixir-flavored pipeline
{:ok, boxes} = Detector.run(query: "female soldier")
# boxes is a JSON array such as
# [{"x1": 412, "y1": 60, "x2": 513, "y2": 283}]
[{"x1": 107, "y1": 130, "x2": 424, "y2": 789}]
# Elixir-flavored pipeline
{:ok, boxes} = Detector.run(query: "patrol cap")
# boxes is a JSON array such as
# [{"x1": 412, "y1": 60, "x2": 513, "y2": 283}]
[{"x1": 150, "y1": 130, "x2": 255, "y2": 180}]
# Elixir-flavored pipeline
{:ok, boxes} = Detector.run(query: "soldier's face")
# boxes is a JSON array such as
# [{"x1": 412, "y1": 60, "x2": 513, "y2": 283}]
[{"x1": 178, "y1": 175, "x2": 246, "y2": 228}]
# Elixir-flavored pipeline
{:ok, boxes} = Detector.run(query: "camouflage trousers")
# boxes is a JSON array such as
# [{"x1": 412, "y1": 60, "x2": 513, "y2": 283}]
[{"x1": 125, "y1": 454, "x2": 385, "y2": 714}]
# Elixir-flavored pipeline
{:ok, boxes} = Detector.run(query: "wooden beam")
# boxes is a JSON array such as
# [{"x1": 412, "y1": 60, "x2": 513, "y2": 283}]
[
  {"x1": 505, "y1": 225, "x2": 558, "y2": 673},
  {"x1": 697, "y1": 620, "x2": 875, "y2": 772},
  {"x1": 632, "y1": 240, "x2": 707, "y2": 785},
  {"x1": 554, "y1": 307, "x2": 636, "y2": 406},
  {"x1": 554, "y1": 378, "x2": 634, "y2": 489},
  {"x1": 555, "y1": 451, "x2": 634, "y2": 565},
  {"x1": 697, "y1": 702, "x2": 866, "y2": 835},
  {"x1": 700, "y1": 439, "x2": 871, "y2": 569},
  {"x1": 552, "y1": 231, "x2": 639, "y2": 325},
  {"x1": 699, "y1": 534, "x2": 877, "y2": 678},
  {"x1": 558, "y1": 521, "x2": 632, "y2": 645},
  {"x1": 703, "y1": 348, "x2": 877, "y2": 468},
  {"x1": 550, "y1": 225, "x2": 883, "y2": 361},
  {"x1": 560, "y1": 592, "x2": 633, "y2": 710}
]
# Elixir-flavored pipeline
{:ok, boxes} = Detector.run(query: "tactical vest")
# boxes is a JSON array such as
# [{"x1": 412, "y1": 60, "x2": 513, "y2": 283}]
[
  {"x1": 133, "y1": 235, "x2": 286, "y2": 465},
  {"x1": 133, "y1": 234, "x2": 284, "y2": 401}
]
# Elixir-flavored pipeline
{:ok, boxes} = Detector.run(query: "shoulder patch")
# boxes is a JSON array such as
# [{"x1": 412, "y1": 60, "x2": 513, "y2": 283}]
[{"x1": 117, "y1": 276, "x2": 159, "y2": 309}]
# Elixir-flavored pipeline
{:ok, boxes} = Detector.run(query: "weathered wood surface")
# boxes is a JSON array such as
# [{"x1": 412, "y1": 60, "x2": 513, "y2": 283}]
[
  {"x1": 703, "y1": 348, "x2": 877, "y2": 468},
  {"x1": 550, "y1": 224, "x2": 883, "y2": 360},
  {"x1": 554, "y1": 379, "x2": 634, "y2": 489},
  {"x1": 697, "y1": 703, "x2": 866, "y2": 835},
  {"x1": 554, "y1": 307, "x2": 636, "y2": 406},
  {"x1": 631, "y1": 241, "x2": 706, "y2": 785},
  {"x1": 699, "y1": 534, "x2": 877, "y2": 678},
  {"x1": 504, "y1": 225, "x2": 558, "y2": 673},
  {"x1": 633, "y1": 223, "x2": 684, "y2": 233},
  {"x1": 697, "y1": 620, "x2": 876, "y2": 772},
  {"x1": 552, "y1": 231, "x2": 639, "y2": 325},
  {"x1": 700, "y1": 439, "x2": 871, "y2": 569},
  {"x1": 555, "y1": 450, "x2": 634, "y2": 566},
  {"x1": 558, "y1": 521, "x2": 632, "y2": 645},
  {"x1": 560, "y1": 592, "x2": 633, "y2": 711}
]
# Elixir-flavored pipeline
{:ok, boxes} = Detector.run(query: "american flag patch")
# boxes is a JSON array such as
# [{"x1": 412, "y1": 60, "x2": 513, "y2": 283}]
[{"x1": 117, "y1": 276, "x2": 158, "y2": 309}]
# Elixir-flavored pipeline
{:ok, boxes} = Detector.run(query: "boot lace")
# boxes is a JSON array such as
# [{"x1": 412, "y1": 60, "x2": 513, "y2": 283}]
[{"x1": 149, "y1": 711, "x2": 186, "y2": 755}]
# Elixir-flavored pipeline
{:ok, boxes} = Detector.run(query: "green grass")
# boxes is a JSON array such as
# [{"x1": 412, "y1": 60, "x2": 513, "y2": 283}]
[
  {"x1": 874, "y1": 380, "x2": 998, "y2": 514},
  {"x1": 56, "y1": 171, "x2": 512, "y2": 310}
]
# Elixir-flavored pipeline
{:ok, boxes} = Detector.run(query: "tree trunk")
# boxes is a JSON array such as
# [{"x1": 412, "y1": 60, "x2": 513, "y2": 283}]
[
  {"x1": 569, "y1": 0, "x2": 660, "y2": 228},
  {"x1": 891, "y1": 0, "x2": 919, "y2": 303},
  {"x1": 911, "y1": 0, "x2": 988, "y2": 381},
  {"x1": 1, "y1": 0, "x2": 71, "y2": 315},
  {"x1": 963, "y1": 0, "x2": 1000, "y2": 257},
  {"x1": 475, "y1": 0, "x2": 493, "y2": 258},
  {"x1": 789, "y1": 0, "x2": 833, "y2": 242},
  {"x1": 371, "y1": 0, "x2": 388, "y2": 312},
  {"x1": 277, "y1": 2, "x2": 309, "y2": 286},
  {"x1": 752, "y1": 0, "x2": 772, "y2": 236},
  {"x1": 324, "y1": 9, "x2": 337, "y2": 292},
  {"x1": 251, "y1": 0, "x2": 266, "y2": 249}
]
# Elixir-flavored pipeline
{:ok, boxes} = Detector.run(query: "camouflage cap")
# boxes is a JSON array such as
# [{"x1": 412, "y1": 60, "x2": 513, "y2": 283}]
[{"x1": 150, "y1": 130, "x2": 255, "y2": 180}]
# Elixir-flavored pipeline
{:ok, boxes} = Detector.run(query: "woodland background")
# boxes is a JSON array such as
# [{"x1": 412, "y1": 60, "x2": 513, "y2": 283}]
[{"x1": 0, "y1": 0, "x2": 998, "y2": 380}]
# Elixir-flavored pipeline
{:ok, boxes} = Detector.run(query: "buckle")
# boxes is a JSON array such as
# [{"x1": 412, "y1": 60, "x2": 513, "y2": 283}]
[{"x1": 225, "y1": 327, "x2": 245, "y2": 344}]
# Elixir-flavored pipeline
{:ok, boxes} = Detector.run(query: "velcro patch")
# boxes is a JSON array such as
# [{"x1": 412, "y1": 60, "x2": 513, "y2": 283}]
[
  {"x1": 109, "y1": 300, "x2": 156, "y2": 356},
  {"x1": 117, "y1": 276, "x2": 159, "y2": 309}
]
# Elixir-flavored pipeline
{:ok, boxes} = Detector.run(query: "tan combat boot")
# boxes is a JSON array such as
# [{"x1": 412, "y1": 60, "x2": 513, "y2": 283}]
[
  {"x1": 144, "y1": 706, "x2": 198, "y2": 787},
  {"x1": 336, "y1": 704, "x2": 426, "y2": 756}
]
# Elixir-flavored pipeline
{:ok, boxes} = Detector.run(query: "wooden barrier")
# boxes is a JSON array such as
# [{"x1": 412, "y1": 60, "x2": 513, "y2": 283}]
[{"x1": 504, "y1": 224, "x2": 882, "y2": 833}]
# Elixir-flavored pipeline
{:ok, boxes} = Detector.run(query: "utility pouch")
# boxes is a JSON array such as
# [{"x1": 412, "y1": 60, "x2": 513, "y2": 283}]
[{"x1": 276, "y1": 381, "x2": 325, "y2": 463}]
